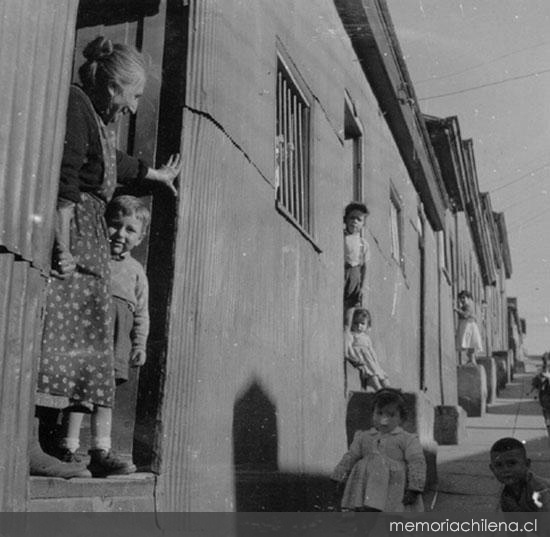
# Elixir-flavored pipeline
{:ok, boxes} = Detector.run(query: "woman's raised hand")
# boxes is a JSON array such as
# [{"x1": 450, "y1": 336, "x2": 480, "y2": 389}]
[{"x1": 147, "y1": 153, "x2": 183, "y2": 195}]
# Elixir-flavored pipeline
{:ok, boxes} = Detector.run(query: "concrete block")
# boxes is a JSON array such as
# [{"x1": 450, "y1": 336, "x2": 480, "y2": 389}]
[
  {"x1": 492, "y1": 354, "x2": 508, "y2": 393},
  {"x1": 493, "y1": 351, "x2": 511, "y2": 384},
  {"x1": 434, "y1": 405, "x2": 467, "y2": 445},
  {"x1": 346, "y1": 390, "x2": 438, "y2": 490},
  {"x1": 477, "y1": 357, "x2": 497, "y2": 404},
  {"x1": 457, "y1": 364, "x2": 487, "y2": 417}
]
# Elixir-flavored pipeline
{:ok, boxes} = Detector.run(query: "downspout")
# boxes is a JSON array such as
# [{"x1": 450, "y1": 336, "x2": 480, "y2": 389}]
[{"x1": 438, "y1": 236, "x2": 445, "y2": 405}]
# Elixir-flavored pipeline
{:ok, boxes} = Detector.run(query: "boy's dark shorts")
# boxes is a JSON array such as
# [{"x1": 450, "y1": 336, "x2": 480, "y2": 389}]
[{"x1": 344, "y1": 264, "x2": 363, "y2": 308}]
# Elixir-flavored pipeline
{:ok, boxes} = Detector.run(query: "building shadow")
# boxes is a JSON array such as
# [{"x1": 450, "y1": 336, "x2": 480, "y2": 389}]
[
  {"x1": 487, "y1": 399, "x2": 541, "y2": 416},
  {"x1": 232, "y1": 378, "x2": 337, "y2": 511}
]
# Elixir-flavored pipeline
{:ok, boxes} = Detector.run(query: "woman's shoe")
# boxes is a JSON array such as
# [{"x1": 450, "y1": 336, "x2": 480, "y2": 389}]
[{"x1": 29, "y1": 445, "x2": 91, "y2": 479}]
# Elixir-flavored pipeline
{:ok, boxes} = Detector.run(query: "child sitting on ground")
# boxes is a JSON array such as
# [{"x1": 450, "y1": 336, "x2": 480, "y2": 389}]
[
  {"x1": 54, "y1": 195, "x2": 150, "y2": 477},
  {"x1": 490, "y1": 437, "x2": 550, "y2": 512},
  {"x1": 332, "y1": 388, "x2": 426, "y2": 512},
  {"x1": 346, "y1": 308, "x2": 390, "y2": 391}
]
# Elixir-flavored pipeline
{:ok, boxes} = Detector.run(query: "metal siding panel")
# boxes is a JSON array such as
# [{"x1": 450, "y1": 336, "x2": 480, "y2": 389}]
[
  {"x1": 0, "y1": 3, "x2": 23, "y2": 242},
  {"x1": 0, "y1": 0, "x2": 77, "y2": 269},
  {"x1": 32, "y1": 2, "x2": 79, "y2": 267},
  {"x1": 158, "y1": 111, "x2": 345, "y2": 510},
  {"x1": 0, "y1": 254, "x2": 15, "y2": 511},
  {"x1": 0, "y1": 256, "x2": 46, "y2": 511},
  {"x1": 4, "y1": 3, "x2": 41, "y2": 257}
]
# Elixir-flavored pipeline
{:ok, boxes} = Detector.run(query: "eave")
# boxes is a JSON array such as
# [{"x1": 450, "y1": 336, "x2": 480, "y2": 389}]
[{"x1": 335, "y1": 0, "x2": 446, "y2": 231}]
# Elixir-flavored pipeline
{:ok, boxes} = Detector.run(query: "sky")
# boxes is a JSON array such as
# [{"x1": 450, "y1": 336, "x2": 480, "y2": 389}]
[{"x1": 385, "y1": 0, "x2": 550, "y2": 354}]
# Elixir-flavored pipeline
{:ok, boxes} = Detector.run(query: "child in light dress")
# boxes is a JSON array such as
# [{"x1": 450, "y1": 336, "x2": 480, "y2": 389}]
[
  {"x1": 54, "y1": 195, "x2": 150, "y2": 477},
  {"x1": 332, "y1": 389, "x2": 426, "y2": 512},
  {"x1": 455, "y1": 290, "x2": 483, "y2": 365},
  {"x1": 346, "y1": 308, "x2": 390, "y2": 391}
]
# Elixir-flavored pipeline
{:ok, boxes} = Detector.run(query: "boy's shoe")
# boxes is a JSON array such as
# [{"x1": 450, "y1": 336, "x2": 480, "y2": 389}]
[
  {"x1": 88, "y1": 449, "x2": 137, "y2": 478},
  {"x1": 48, "y1": 445, "x2": 84, "y2": 464}
]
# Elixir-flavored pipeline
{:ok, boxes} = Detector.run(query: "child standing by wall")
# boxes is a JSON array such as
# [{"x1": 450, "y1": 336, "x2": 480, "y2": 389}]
[
  {"x1": 530, "y1": 353, "x2": 550, "y2": 444},
  {"x1": 346, "y1": 308, "x2": 390, "y2": 391},
  {"x1": 332, "y1": 389, "x2": 426, "y2": 512},
  {"x1": 455, "y1": 290, "x2": 483, "y2": 365},
  {"x1": 343, "y1": 202, "x2": 370, "y2": 330},
  {"x1": 490, "y1": 437, "x2": 550, "y2": 511},
  {"x1": 53, "y1": 195, "x2": 150, "y2": 476},
  {"x1": 107, "y1": 195, "x2": 150, "y2": 388}
]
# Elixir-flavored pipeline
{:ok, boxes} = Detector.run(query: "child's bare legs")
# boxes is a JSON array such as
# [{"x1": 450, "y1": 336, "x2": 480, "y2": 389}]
[
  {"x1": 343, "y1": 306, "x2": 355, "y2": 360},
  {"x1": 60, "y1": 410, "x2": 85, "y2": 456},
  {"x1": 60, "y1": 406, "x2": 136, "y2": 476},
  {"x1": 87, "y1": 405, "x2": 136, "y2": 476},
  {"x1": 60, "y1": 406, "x2": 113, "y2": 453},
  {"x1": 344, "y1": 306, "x2": 355, "y2": 331},
  {"x1": 90, "y1": 406, "x2": 113, "y2": 452}
]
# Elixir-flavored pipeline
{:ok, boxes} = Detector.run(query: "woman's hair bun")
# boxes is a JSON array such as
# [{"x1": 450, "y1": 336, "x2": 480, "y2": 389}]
[{"x1": 82, "y1": 36, "x2": 114, "y2": 62}]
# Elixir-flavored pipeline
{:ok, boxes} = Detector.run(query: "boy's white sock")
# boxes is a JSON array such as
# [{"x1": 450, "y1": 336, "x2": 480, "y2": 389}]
[
  {"x1": 90, "y1": 437, "x2": 111, "y2": 452},
  {"x1": 60, "y1": 437, "x2": 80, "y2": 453}
]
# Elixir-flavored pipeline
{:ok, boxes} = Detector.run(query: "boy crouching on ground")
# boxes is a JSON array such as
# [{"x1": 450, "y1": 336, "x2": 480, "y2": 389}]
[{"x1": 490, "y1": 437, "x2": 550, "y2": 512}]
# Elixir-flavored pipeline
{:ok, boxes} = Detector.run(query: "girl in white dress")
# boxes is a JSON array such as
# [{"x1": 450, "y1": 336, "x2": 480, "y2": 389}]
[
  {"x1": 332, "y1": 389, "x2": 426, "y2": 512},
  {"x1": 455, "y1": 290, "x2": 483, "y2": 365}
]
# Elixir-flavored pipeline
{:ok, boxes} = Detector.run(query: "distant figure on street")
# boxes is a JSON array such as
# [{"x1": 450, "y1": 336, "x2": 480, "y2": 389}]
[
  {"x1": 455, "y1": 290, "x2": 483, "y2": 365},
  {"x1": 490, "y1": 437, "x2": 550, "y2": 512},
  {"x1": 345, "y1": 308, "x2": 390, "y2": 391},
  {"x1": 332, "y1": 388, "x2": 426, "y2": 512},
  {"x1": 530, "y1": 353, "x2": 550, "y2": 444}
]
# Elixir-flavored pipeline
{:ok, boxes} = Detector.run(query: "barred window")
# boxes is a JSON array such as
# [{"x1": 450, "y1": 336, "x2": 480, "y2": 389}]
[{"x1": 275, "y1": 57, "x2": 311, "y2": 234}]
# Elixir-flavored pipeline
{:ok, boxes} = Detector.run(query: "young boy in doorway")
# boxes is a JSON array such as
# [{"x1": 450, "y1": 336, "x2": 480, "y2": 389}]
[{"x1": 490, "y1": 437, "x2": 550, "y2": 511}]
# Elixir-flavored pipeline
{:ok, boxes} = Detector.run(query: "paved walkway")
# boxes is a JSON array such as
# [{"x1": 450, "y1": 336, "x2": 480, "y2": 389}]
[{"x1": 432, "y1": 357, "x2": 550, "y2": 511}]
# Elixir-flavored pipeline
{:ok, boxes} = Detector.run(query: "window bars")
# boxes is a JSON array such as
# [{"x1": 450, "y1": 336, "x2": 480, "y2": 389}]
[{"x1": 276, "y1": 58, "x2": 311, "y2": 234}]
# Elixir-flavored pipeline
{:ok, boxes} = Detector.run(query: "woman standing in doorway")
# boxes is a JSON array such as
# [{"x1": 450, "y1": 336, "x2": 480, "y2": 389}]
[{"x1": 31, "y1": 36, "x2": 182, "y2": 478}]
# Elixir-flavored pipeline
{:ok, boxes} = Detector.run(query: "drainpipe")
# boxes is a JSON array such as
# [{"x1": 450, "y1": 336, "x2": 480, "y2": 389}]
[{"x1": 438, "y1": 246, "x2": 445, "y2": 405}]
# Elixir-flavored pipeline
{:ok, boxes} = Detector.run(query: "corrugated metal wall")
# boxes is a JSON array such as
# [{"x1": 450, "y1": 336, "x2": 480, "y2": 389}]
[
  {"x1": 0, "y1": 0, "x2": 77, "y2": 269},
  {"x1": 0, "y1": 0, "x2": 78, "y2": 511},
  {"x1": 0, "y1": 258, "x2": 45, "y2": 511},
  {"x1": 155, "y1": 0, "x2": 443, "y2": 511}
]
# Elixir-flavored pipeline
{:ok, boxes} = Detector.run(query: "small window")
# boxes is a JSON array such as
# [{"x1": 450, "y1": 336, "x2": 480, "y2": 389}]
[
  {"x1": 275, "y1": 56, "x2": 311, "y2": 234},
  {"x1": 390, "y1": 187, "x2": 403, "y2": 266}
]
